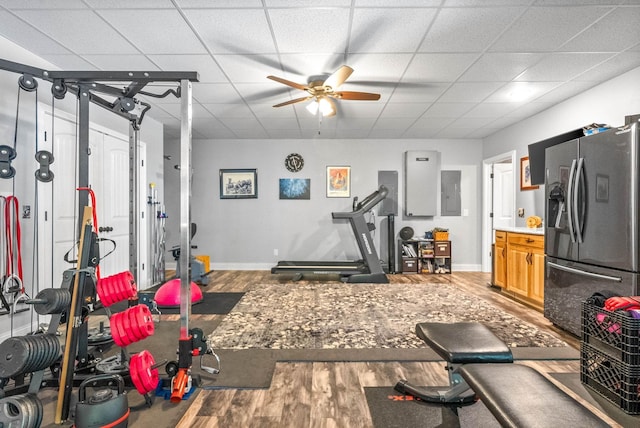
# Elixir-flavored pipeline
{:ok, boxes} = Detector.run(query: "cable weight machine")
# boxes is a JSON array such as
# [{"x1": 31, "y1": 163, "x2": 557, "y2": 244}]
[{"x1": 0, "y1": 58, "x2": 205, "y2": 425}]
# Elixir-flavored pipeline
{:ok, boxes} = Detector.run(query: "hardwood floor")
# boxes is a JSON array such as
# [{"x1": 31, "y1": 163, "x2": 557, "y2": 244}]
[{"x1": 173, "y1": 271, "x2": 619, "y2": 427}]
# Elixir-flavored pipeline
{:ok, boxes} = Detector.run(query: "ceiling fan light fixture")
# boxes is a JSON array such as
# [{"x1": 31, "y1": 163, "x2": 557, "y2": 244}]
[
  {"x1": 318, "y1": 97, "x2": 335, "y2": 116},
  {"x1": 306, "y1": 99, "x2": 319, "y2": 115}
]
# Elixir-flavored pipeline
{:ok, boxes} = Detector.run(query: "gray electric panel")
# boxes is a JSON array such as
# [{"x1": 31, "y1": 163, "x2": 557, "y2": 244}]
[
  {"x1": 378, "y1": 170, "x2": 398, "y2": 216},
  {"x1": 404, "y1": 150, "x2": 440, "y2": 217}
]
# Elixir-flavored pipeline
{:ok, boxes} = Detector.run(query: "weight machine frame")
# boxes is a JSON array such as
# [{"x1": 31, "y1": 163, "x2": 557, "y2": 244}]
[{"x1": 0, "y1": 58, "x2": 200, "y2": 418}]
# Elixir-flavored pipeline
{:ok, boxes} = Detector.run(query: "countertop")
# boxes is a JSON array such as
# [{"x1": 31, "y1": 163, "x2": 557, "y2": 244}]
[{"x1": 494, "y1": 226, "x2": 544, "y2": 236}]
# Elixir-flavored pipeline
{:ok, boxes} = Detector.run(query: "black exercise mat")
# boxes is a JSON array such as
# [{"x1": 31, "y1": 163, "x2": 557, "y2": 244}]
[
  {"x1": 157, "y1": 292, "x2": 244, "y2": 315},
  {"x1": 94, "y1": 292, "x2": 244, "y2": 315},
  {"x1": 551, "y1": 372, "x2": 640, "y2": 428},
  {"x1": 364, "y1": 386, "x2": 499, "y2": 428}
]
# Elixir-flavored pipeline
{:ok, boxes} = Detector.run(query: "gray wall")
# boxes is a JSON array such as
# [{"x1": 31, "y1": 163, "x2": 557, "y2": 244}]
[
  {"x1": 483, "y1": 65, "x2": 640, "y2": 228},
  {"x1": 164, "y1": 138, "x2": 484, "y2": 271}
]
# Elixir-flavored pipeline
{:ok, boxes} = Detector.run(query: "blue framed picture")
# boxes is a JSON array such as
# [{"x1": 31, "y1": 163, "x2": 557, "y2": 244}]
[{"x1": 279, "y1": 178, "x2": 310, "y2": 200}]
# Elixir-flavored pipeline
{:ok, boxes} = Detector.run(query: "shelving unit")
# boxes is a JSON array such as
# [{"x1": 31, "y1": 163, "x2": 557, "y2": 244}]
[{"x1": 399, "y1": 239, "x2": 451, "y2": 274}]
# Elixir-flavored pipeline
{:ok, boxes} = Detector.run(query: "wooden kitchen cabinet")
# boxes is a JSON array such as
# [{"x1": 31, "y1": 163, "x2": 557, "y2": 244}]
[
  {"x1": 494, "y1": 230, "x2": 544, "y2": 311},
  {"x1": 493, "y1": 231, "x2": 507, "y2": 288}
]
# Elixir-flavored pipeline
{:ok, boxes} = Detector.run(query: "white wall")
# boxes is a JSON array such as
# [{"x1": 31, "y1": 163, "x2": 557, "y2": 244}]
[
  {"x1": 483, "y1": 66, "x2": 640, "y2": 227},
  {"x1": 164, "y1": 138, "x2": 484, "y2": 271}
]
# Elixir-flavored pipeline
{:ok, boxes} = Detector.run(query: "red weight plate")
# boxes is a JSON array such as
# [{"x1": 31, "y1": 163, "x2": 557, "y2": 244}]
[
  {"x1": 96, "y1": 278, "x2": 106, "y2": 303},
  {"x1": 110, "y1": 274, "x2": 128, "y2": 303},
  {"x1": 103, "y1": 276, "x2": 119, "y2": 307},
  {"x1": 109, "y1": 312, "x2": 125, "y2": 347},
  {"x1": 129, "y1": 353, "x2": 145, "y2": 394},
  {"x1": 120, "y1": 307, "x2": 140, "y2": 345},
  {"x1": 131, "y1": 305, "x2": 149, "y2": 340},
  {"x1": 139, "y1": 305, "x2": 155, "y2": 337},
  {"x1": 142, "y1": 351, "x2": 159, "y2": 393},
  {"x1": 120, "y1": 271, "x2": 136, "y2": 298},
  {"x1": 138, "y1": 350, "x2": 158, "y2": 391},
  {"x1": 127, "y1": 306, "x2": 144, "y2": 341}
]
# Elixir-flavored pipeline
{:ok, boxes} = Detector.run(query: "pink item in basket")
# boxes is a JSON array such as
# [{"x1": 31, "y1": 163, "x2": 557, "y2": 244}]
[{"x1": 596, "y1": 312, "x2": 621, "y2": 334}]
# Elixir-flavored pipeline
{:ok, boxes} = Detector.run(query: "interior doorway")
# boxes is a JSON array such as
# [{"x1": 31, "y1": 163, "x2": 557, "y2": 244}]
[{"x1": 481, "y1": 151, "x2": 516, "y2": 273}]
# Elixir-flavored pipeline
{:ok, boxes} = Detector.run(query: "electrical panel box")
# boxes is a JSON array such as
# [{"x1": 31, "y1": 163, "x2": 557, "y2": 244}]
[{"x1": 404, "y1": 150, "x2": 439, "y2": 217}]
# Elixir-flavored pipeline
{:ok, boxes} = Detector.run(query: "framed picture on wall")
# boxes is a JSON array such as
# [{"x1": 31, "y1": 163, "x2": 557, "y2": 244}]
[
  {"x1": 279, "y1": 178, "x2": 311, "y2": 200},
  {"x1": 326, "y1": 166, "x2": 351, "y2": 198},
  {"x1": 520, "y1": 157, "x2": 538, "y2": 191},
  {"x1": 220, "y1": 169, "x2": 258, "y2": 199}
]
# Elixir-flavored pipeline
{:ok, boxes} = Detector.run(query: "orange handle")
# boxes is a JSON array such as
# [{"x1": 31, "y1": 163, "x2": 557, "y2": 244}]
[{"x1": 170, "y1": 369, "x2": 189, "y2": 403}]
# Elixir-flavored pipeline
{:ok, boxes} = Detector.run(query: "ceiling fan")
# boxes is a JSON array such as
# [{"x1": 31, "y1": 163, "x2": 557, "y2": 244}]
[{"x1": 267, "y1": 65, "x2": 380, "y2": 117}]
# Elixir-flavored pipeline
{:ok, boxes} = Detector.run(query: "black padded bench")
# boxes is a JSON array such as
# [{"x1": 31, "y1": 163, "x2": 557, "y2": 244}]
[
  {"x1": 395, "y1": 322, "x2": 513, "y2": 404},
  {"x1": 395, "y1": 322, "x2": 609, "y2": 426},
  {"x1": 459, "y1": 363, "x2": 609, "y2": 427}
]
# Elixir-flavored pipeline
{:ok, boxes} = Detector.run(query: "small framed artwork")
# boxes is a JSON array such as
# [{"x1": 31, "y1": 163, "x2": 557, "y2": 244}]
[
  {"x1": 326, "y1": 166, "x2": 351, "y2": 198},
  {"x1": 279, "y1": 178, "x2": 310, "y2": 200},
  {"x1": 520, "y1": 157, "x2": 538, "y2": 191},
  {"x1": 220, "y1": 169, "x2": 258, "y2": 199}
]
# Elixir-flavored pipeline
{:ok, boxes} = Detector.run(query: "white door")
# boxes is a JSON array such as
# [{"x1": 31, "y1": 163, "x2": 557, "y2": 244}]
[
  {"x1": 492, "y1": 162, "x2": 514, "y2": 230},
  {"x1": 90, "y1": 133, "x2": 130, "y2": 278}
]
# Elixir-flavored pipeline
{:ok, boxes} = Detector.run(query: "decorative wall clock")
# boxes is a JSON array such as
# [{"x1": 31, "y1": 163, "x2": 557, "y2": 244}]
[{"x1": 285, "y1": 153, "x2": 304, "y2": 172}]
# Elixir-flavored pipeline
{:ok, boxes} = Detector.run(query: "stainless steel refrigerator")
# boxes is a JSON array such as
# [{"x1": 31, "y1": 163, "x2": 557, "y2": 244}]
[{"x1": 544, "y1": 123, "x2": 640, "y2": 336}]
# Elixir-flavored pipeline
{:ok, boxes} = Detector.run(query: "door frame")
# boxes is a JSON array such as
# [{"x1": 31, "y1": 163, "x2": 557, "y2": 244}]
[{"x1": 482, "y1": 150, "x2": 516, "y2": 272}]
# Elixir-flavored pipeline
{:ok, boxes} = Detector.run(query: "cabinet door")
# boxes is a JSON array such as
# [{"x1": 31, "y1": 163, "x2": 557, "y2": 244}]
[
  {"x1": 494, "y1": 241, "x2": 507, "y2": 287},
  {"x1": 507, "y1": 244, "x2": 530, "y2": 297},
  {"x1": 529, "y1": 250, "x2": 545, "y2": 304}
]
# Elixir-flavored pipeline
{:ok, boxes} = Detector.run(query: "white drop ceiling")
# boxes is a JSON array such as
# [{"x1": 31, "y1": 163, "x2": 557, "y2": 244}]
[{"x1": 1, "y1": 0, "x2": 639, "y2": 140}]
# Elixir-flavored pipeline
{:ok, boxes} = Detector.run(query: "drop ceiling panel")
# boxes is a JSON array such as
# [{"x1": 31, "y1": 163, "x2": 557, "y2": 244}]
[
  {"x1": 439, "y1": 82, "x2": 503, "y2": 102},
  {"x1": 422, "y1": 102, "x2": 476, "y2": 117},
  {"x1": 0, "y1": 11, "x2": 71, "y2": 55},
  {"x1": 184, "y1": 9, "x2": 275, "y2": 54},
  {"x1": 96, "y1": 9, "x2": 206, "y2": 54},
  {"x1": 573, "y1": 52, "x2": 640, "y2": 82},
  {"x1": 484, "y1": 81, "x2": 560, "y2": 102},
  {"x1": 268, "y1": 8, "x2": 350, "y2": 53},
  {"x1": 515, "y1": 53, "x2": 615, "y2": 81},
  {"x1": 217, "y1": 54, "x2": 288, "y2": 83},
  {"x1": 381, "y1": 103, "x2": 431, "y2": 118},
  {"x1": 40, "y1": 54, "x2": 97, "y2": 70},
  {"x1": 203, "y1": 103, "x2": 255, "y2": 118},
  {"x1": 490, "y1": 6, "x2": 612, "y2": 52},
  {"x1": 459, "y1": 53, "x2": 544, "y2": 82},
  {"x1": 388, "y1": 84, "x2": 450, "y2": 102},
  {"x1": 561, "y1": 7, "x2": 640, "y2": 52},
  {"x1": 81, "y1": 55, "x2": 161, "y2": 71},
  {"x1": 419, "y1": 7, "x2": 525, "y2": 52},
  {"x1": 403, "y1": 53, "x2": 479, "y2": 82},
  {"x1": 350, "y1": 8, "x2": 437, "y2": 53},
  {"x1": 178, "y1": 0, "x2": 262, "y2": 7},
  {"x1": 14, "y1": 10, "x2": 138, "y2": 54},
  {"x1": 193, "y1": 83, "x2": 241, "y2": 104},
  {"x1": 0, "y1": 0, "x2": 87, "y2": 8},
  {"x1": 86, "y1": 0, "x2": 175, "y2": 8}
]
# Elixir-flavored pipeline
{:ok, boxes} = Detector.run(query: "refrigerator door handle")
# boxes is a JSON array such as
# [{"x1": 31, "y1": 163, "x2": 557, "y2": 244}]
[
  {"x1": 547, "y1": 261, "x2": 623, "y2": 282},
  {"x1": 573, "y1": 157, "x2": 585, "y2": 244},
  {"x1": 566, "y1": 159, "x2": 577, "y2": 243}
]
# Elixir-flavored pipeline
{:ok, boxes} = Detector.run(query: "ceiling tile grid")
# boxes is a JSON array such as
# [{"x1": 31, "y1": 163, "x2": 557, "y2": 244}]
[{"x1": 0, "y1": 1, "x2": 638, "y2": 139}]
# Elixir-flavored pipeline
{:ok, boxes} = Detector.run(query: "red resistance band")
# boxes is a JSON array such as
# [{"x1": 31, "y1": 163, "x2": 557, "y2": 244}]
[{"x1": 5, "y1": 195, "x2": 23, "y2": 287}]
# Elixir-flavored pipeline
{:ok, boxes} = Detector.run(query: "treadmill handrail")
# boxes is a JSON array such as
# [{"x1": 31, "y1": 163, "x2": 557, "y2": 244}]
[{"x1": 332, "y1": 185, "x2": 388, "y2": 219}]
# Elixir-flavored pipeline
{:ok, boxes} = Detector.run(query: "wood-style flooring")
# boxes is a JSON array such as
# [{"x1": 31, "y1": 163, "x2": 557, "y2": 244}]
[{"x1": 173, "y1": 271, "x2": 620, "y2": 427}]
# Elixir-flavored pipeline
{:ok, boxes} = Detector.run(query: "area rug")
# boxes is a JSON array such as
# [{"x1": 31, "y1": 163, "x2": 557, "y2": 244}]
[{"x1": 208, "y1": 283, "x2": 567, "y2": 349}]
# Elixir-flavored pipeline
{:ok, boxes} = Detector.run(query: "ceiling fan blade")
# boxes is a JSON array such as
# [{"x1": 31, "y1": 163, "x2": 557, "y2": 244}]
[
  {"x1": 323, "y1": 65, "x2": 353, "y2": 89},
  {"x1": 273, "y1": 96, "x2": 312, "y2": 108},
  {"x1": 267, "y1": 75, "x2": 307, "y2": 91},
  {"x1": 333, "y1": 91, "x2": 381, "y2": 101}
]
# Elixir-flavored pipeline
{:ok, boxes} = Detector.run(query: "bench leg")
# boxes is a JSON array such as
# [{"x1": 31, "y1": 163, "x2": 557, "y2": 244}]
[{"x1": 394, "y1": 363, "x2": 476, "y2": 405}]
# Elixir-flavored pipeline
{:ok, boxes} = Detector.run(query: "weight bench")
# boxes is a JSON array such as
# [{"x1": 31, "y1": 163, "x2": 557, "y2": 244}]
[
  {"x1": 395, "y1": 322, "x2": 513, "y2": 404},
  {"x1": 458, "y1": 363, "x2": 609, "y2": 427},
  {"x1": 395, "y1": 322, "x2": 609, "y2": 427}
]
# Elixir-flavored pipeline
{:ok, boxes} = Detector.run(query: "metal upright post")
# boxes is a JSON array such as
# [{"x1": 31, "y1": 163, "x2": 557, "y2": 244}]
[
  {"x1": 76, "y1": 85, "x2": 91, "y2": 236},
  {"x1": 129, "y1": 123, "x2": 140, "y2": 282},
  {"x1": 179, "y1": 79, "x2": 192, "y2": 339}
]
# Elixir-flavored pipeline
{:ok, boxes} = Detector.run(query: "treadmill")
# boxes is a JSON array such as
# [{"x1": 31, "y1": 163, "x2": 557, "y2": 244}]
[{"x1": 271, "y1": 185, "x2": 389, "y2": 283}]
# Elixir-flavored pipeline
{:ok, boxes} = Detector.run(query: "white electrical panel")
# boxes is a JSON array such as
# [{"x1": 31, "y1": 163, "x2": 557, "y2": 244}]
[{"x1": 404, "y1": 150, "x2": 440, "y2": 216}]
